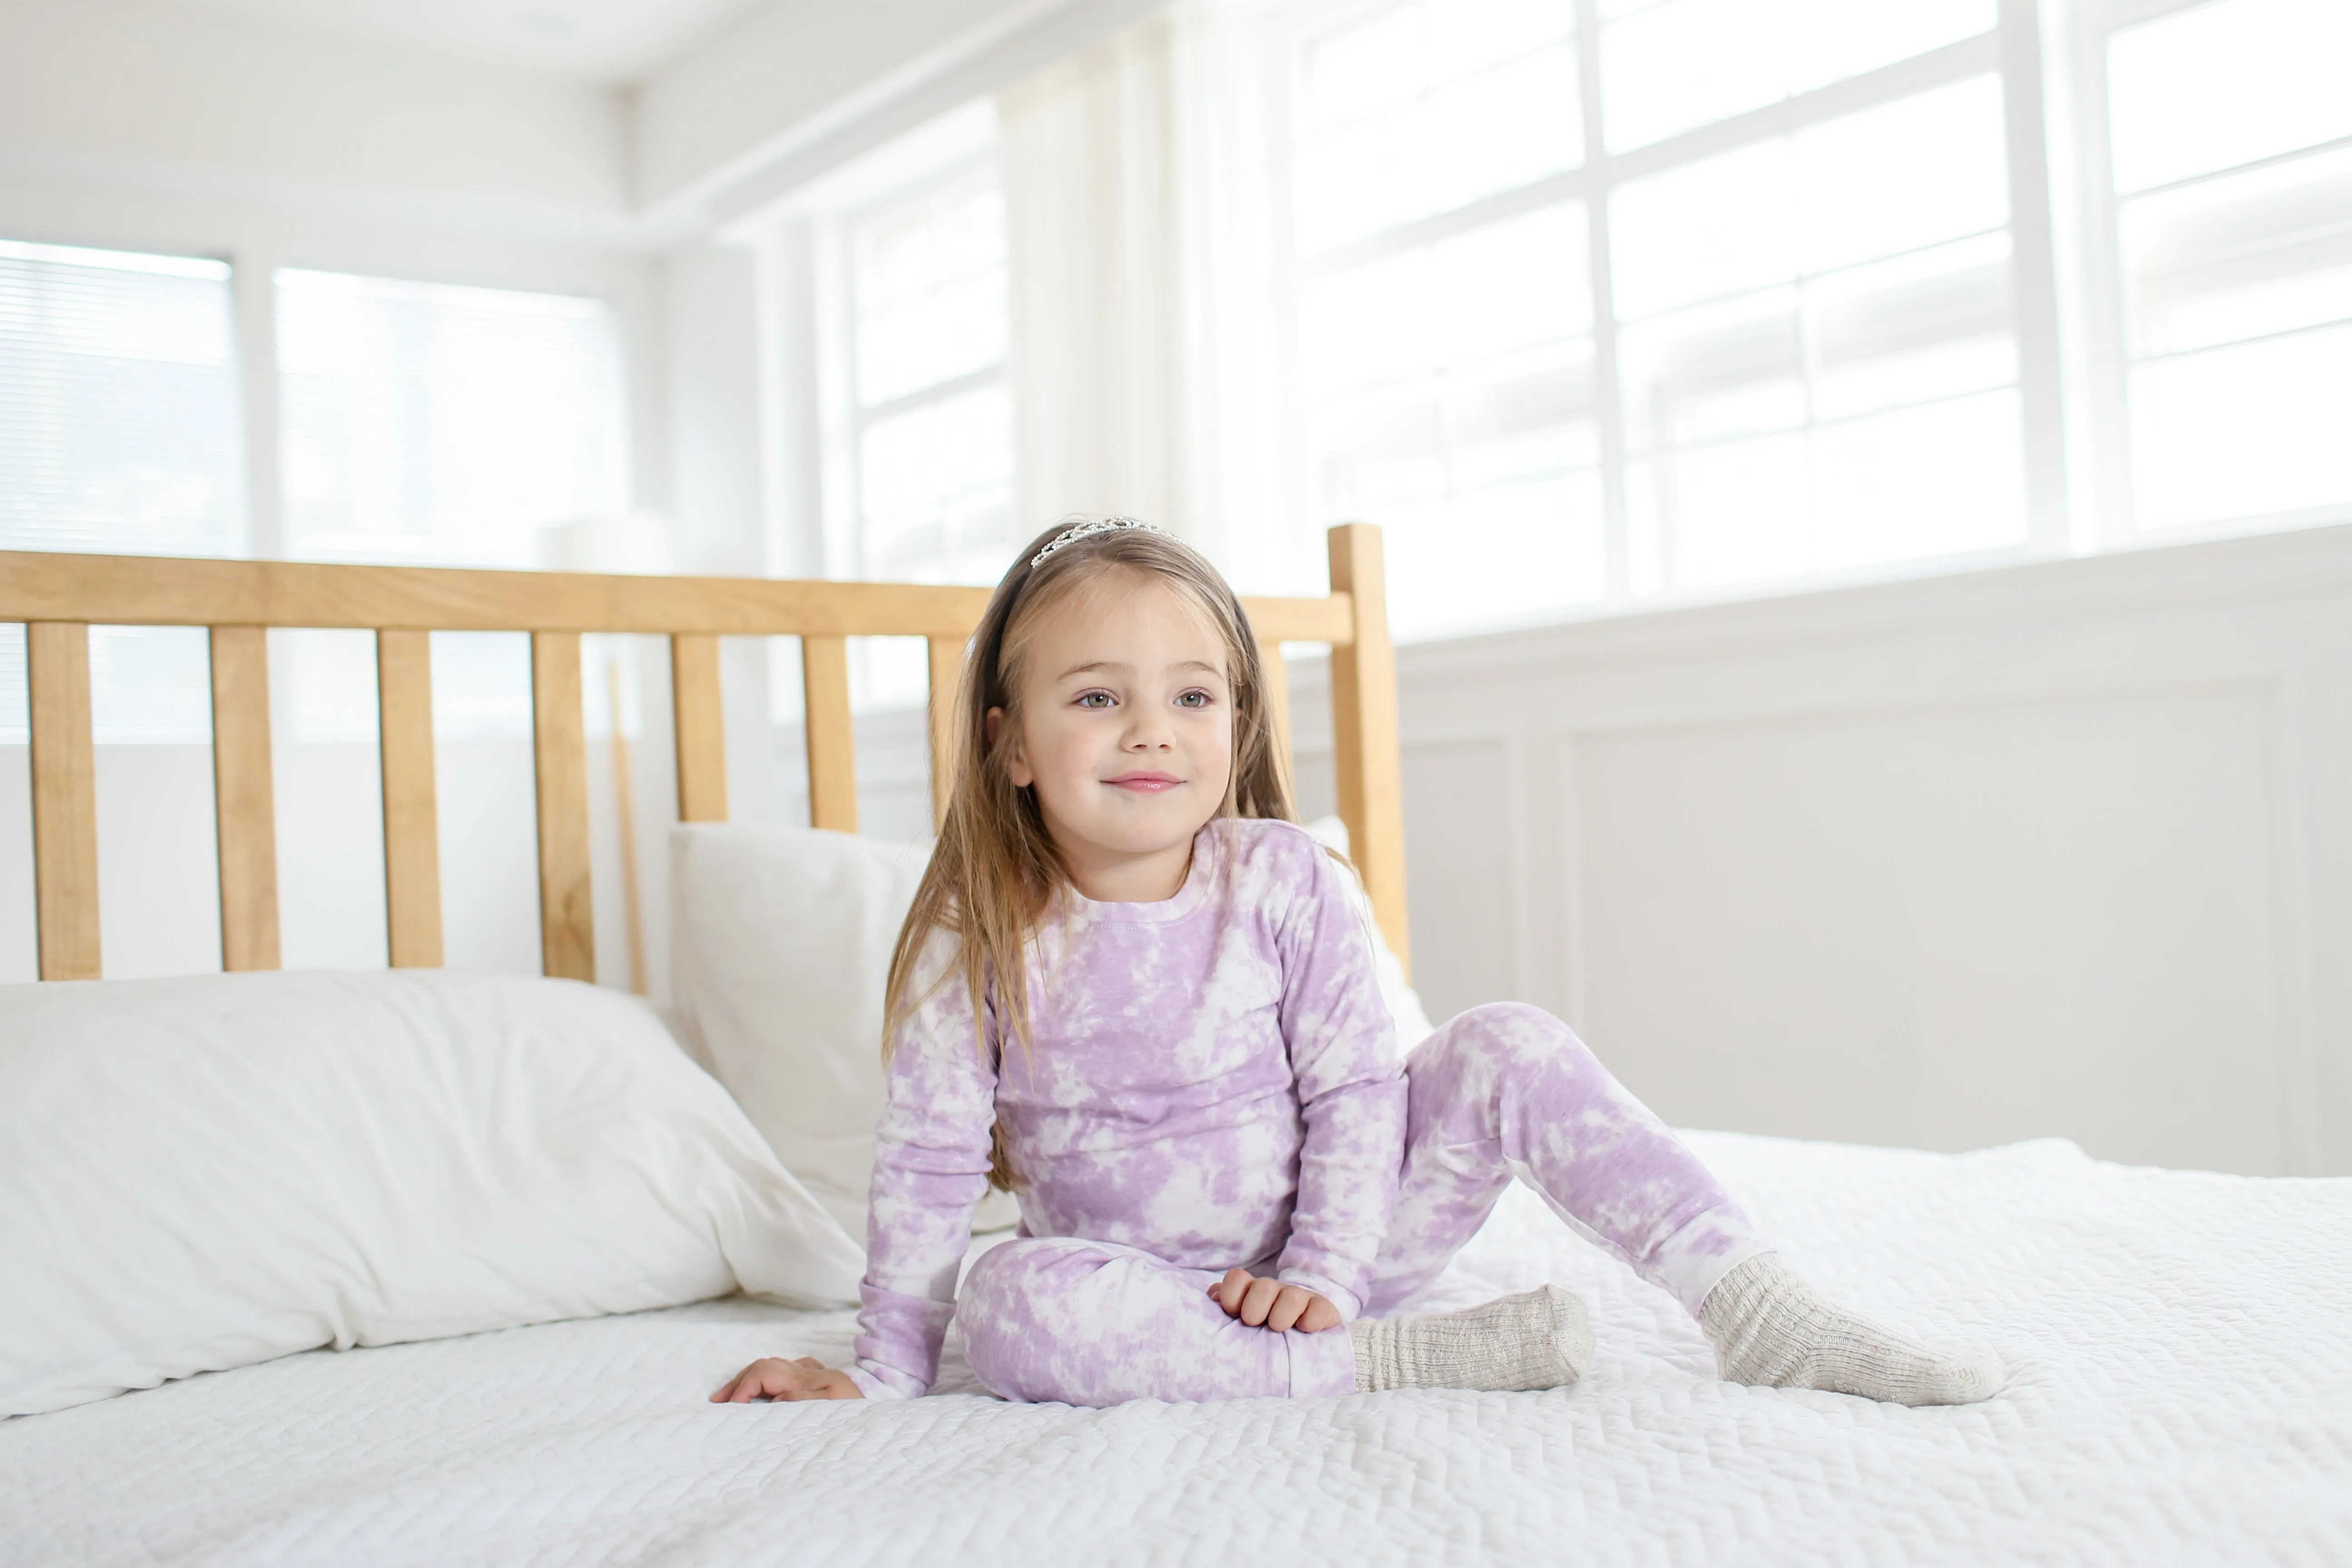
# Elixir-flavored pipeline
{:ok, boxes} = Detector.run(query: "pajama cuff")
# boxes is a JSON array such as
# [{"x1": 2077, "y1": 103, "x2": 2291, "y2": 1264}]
[
  {"x1": 848, "y1": 1363, "x2": 918, "y2": 1400},
  {"x1": 1276, "y1": 1269, "x2": 1362, "y2": 1323}
]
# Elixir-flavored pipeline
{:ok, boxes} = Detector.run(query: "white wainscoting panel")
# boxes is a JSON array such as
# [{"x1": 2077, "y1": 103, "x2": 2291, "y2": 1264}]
[
  {"x1": 1292, "y1": 521, "x2": 2352, "y2": 1175},
  {"x1": 1568, "y1": 685, "x2": 2284, "y2": 1172}
]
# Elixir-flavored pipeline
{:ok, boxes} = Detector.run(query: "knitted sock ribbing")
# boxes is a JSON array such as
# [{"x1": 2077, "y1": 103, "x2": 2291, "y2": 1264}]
[
  {"x1": 1699, "y1": 1253, "x2": 2004, "y2": 1407},
  {"x1": 1350, "y1": 1284, "x2": 1594, "y2": 1393}
]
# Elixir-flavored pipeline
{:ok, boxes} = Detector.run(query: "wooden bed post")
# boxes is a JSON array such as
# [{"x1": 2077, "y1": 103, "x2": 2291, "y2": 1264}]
[
  {"x1": 209, "y1": 625, "x2": 281, "y2": 971},
  {"x1": 1327, "y1": 524, "x2": 1410, "y2": 977},
  {"x1": 531, "y1": 632, "x2": 595, "y2": 983},
  {"x1": 27, "y1": 621, "x2": 101, "y2": 981}
]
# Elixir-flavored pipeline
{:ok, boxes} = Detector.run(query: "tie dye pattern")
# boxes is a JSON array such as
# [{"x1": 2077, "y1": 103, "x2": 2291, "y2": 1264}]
[{"x1": 849, "y1": 818, "x2": 1770, "y2": 1405}]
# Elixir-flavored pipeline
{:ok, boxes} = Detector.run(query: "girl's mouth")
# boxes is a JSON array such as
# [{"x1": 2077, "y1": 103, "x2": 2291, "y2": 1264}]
[{"x1": 1104, "y1": 772, "x2": 1182, "y2": 792}]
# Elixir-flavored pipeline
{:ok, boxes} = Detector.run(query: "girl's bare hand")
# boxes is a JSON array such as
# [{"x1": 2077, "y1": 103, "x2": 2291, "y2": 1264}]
[
  {"x1": 1208, "y1": 1268, "x2": 1343, "y2": 1333},
  {"x1": 710, "y1": 1356, "x2": 864, "y2": 1402}
]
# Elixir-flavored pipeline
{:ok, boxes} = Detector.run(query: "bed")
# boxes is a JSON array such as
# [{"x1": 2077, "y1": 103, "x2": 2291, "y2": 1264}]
[{"x1": 3, "y1": 528, "x2": 2348, "y2": 1565}]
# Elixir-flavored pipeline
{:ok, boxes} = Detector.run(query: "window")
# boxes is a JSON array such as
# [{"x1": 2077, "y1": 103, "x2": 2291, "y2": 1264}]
[
  {"x1": 275, "y1": 268, "x2": 628, "y2": 568},
  {"x1": 0, "y1": 239, "x2": 243, "y2": 560},
  {"x1": 1288, "y1": 0, "x2": 2024, "y2": 637},
  {"x1": 789, "y1": 107, "x2": 1017, "y2": 716},
  {"x1": 2100, "y1": 0, "x2": 2352, "y2": 534},
  {"x1": 0, "y1": 240, "x2": 245, "y2": 746},
  {"x1": 1612, "y1": 74, "x2": 2021, "y2": 593},
  {"x1": 837, "y1": 167, "x2": 1016, "y2": 589}
]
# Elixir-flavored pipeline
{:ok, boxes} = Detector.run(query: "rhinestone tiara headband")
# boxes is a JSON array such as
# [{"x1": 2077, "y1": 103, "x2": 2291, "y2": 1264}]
[{"x1": 1029, "y1": 514, "x2": 1166, "y2": 568}]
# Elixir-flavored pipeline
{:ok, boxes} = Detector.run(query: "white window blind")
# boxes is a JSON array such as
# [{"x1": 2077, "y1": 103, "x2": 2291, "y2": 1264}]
[
  {"x1": 276, "y1": 267, "x2": 627, "y2": 569},
  {"x1": 0, "y1": 239, "x2": 244, "y2": 744},
  {"x1": 0, "y1": 240, "x2": 243, "y2": 558}
]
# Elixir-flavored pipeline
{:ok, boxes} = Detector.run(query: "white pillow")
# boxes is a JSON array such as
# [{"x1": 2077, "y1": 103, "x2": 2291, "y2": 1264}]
[
  {"x1": 668, "y1": 821, "x2": 1432, "y2": 1245},
  {"x1": 669, "y1": 823, "x2": 941, "y2": 1239},
  {"x1": 0, "y1": 969, "x2": 864, "y2": 1417}
]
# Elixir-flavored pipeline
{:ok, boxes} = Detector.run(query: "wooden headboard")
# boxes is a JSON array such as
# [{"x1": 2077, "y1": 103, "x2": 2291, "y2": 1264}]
[{"x1": 0, "y1": 523, "x2": 1406, "y2": 986}]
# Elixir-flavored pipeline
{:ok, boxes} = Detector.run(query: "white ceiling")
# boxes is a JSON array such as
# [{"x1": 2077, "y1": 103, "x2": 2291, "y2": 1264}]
[{"x1": 148, "y1": 0, "x2": 770, "y2": 83}]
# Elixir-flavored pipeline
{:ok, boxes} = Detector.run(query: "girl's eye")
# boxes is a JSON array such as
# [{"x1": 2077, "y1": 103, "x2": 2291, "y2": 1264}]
[
  {"x1": 1075, "y1": 691, "x2": 1116, "y2": 709},
  {"x1": 1176, "y1": 689, "x2": 1214, "y2": 709}
]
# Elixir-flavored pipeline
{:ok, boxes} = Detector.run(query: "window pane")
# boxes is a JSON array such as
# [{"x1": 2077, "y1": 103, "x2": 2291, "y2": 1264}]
[
  {"x1": 0, "y1": 239, "x2": 242, "y2": 557},
  {"x1": 1295, "y1": 0, "x2": 1580, "y2": 255},
  {"x1": 858, "y1": 383, "x2": 1016, "y2": 585},
  {"x1": 852, "y1": 175, "x2": 1009, "y2": 407},
  {"x1": 1601, "y1": 0, "x2": 1994, "y2": 152},
  {"x1": 1612, "y1": 76, "x2": 2007, "y2": 321},
  {"x1": 1629, "y1": 389, "x2": 2024, "y2": 590},
  {"x1": 1384, "y1": 472, "x2": 1607, "y2": 637},
  {"x1": 277, "y1": 269, "x2": 627, "y2": 568},
  {"x1": 1612, "y1": 78, "x2": 2020, "y2": 592},
  {"x1": 2107, "y1": 0, "x2": 2352, "y2": 195},
  {"x1": 1300, "y1": 203, "x2": 1599, "y2": 632},
  {"x1": 2130, "y1": 323, "x2": 2352, "y2": 529},
  {"x1": 2111, "y1": 3, "x2": 2352, "y2": 534}
]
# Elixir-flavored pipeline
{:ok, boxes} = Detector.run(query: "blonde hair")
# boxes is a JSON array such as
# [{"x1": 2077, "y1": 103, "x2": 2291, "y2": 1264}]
[{"x1": 882, "y1": 517, "x2": 1294, "y2": 1190}]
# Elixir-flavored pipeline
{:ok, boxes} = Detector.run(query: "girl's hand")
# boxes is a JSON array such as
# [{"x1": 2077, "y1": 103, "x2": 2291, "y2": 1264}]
[
  {"x1": 710, "y1": 1356, "x2": 864, "y2": 1402},
  {"x1": 1208, "y1": 1268, "x2": 1343, "y2": 1333}
]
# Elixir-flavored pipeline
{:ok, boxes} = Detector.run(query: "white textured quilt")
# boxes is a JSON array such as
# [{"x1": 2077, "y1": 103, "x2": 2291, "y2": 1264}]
[{"x1": 5, "y1": 1133, "x2": 2347, "y2": 1566}]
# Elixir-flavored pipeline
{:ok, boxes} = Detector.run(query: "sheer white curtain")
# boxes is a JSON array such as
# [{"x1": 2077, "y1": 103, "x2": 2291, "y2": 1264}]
[
  {"x1": 996, "y1": 8, "x2": 1314, "y2": 595},
  {"x1": 1000, "y1": 20, "x2": 1192, "y2": 543}
]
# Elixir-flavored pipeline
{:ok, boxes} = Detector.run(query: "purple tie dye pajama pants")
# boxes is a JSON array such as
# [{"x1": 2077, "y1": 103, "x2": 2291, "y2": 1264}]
[{"x1": 956, "y1": 1001, "x2": 1769, "y2": 1405}]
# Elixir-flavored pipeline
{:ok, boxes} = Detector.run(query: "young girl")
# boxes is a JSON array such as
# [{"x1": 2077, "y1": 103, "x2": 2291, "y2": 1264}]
[{"x1": 714, "y1": 516, "x2": 2003, "y2": 1410}]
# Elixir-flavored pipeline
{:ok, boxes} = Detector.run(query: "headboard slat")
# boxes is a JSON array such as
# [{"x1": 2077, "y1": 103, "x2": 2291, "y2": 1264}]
[
  {"x1": 209, "y1": 626, "x2": 281, "y2": 971},
  {"x1": 670, "y1": 632, "x2": 728, "y2": 823},
  {"x1": 926, "y1": 636, "x2": 961, "y2": 829},
  {"x1": 801, "y1": 634, "x2": 858, "y2": 834},
  {"x1": 530, "y1": 632, "x2": 595, "y2": 983},
  {"x1": 1327, "y1": 525, "x2": 1410, "y2": 978},
  {"x1": 27, "y1": 622, "x2": 101, "y2": 981},
  {"x1": 376, "y1": 629, "x2": 444, "y2": 969}
]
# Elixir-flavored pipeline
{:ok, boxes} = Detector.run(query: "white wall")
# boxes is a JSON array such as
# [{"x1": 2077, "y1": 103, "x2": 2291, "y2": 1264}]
[{"x1": 1279, "y1": 522, "x2": 2352, "y2": 1178}]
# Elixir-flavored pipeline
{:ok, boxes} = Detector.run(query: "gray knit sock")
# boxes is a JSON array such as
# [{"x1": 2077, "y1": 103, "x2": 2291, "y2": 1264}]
[
  {"x1": 1350, "y1": 1284, "x2": 1594, "y2": 1393},
  {"x1": 1700, "y1": 1254, "x2": 2004, "y2": 1406}
]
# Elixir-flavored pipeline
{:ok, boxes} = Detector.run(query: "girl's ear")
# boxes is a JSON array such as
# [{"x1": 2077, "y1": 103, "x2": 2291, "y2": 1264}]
[{"x1": 988, "y1": 706, "x2": 1034, "y2": 789}]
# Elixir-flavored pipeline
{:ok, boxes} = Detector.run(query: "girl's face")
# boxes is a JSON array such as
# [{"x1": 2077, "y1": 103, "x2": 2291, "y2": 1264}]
[{"x1": 992, "y1": 570, "x2": 1235, "y2": 902}]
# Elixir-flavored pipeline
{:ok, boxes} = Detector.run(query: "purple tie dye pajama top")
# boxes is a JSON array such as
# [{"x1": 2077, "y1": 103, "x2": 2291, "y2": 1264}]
[{"x1": 850, "y1": 818, "x2": 1405, "y2": 1399}]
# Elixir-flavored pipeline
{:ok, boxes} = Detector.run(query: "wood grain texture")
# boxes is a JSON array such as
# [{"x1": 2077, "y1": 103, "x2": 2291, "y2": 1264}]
[
  {"x1": 1256, "y1": 640, "x2": 1294, "y2": 802},
  {"x1": 670, "y1": 632, "x2": 728, "y2": 823},
  {"x1": 27, "y1": 622, "x2": 100, "y2": 980},
  {"x1": 927, "y1": 635, "x2": 963, "y2": 829},
  {"x1": 208, "y1": 625, "x2": 280, "y2": 971},
  {"x1": 531, "y1": 632, "x2": 594, "y2": 983},
  {"x1": 0, "y1": 549, "x2": 1350, "y2": 643},
  {"x1": 375, "y1": 628, "x2": 443, "y2": 969},
  {"x1": 1328, "y1": 524, "x2": 1411, "y2": 977},
  {"x1": 801, "y1": 634, "x2": 858, "y2": 834}
]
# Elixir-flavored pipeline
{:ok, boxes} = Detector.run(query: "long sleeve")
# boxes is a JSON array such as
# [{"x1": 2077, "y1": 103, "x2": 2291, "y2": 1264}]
[
  {"x1": 848, "y1": 934, "x2": 998, "y2": 1400},
  {"x1": 1272, "y1": 842, "x2": 1407, "y2": 1320}
]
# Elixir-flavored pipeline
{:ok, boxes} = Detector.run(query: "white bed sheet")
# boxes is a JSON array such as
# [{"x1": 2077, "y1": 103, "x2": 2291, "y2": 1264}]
[{"x1": 5, "y1": 1132, "x2": 2347, "y2": 1567}]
